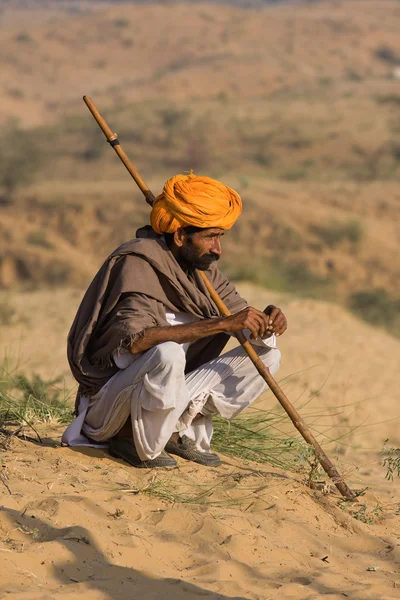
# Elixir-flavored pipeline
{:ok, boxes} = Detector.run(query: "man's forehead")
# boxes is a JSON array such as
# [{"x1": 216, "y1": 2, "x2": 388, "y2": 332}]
[{"x1": 196, "y1": 228, "x2": 225, "y2": 236}]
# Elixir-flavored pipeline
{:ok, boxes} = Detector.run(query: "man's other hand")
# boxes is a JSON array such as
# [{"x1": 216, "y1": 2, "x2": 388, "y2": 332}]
[
  {"x1": 224, "y1": 307, "x2": 272, "y2": 340},
  {"x1": 264, "y1": 305, "x2": 287, "y2": 337}
]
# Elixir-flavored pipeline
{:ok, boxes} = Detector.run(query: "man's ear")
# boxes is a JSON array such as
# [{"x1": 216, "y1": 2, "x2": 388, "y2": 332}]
[{"x1": 174, "y1": 228, "x2": 186, "y2": 248}]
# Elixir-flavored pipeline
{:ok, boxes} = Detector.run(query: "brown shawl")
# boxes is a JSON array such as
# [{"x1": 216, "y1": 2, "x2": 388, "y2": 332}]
[{"x1": 68, "y1": 226, "x2": 247, "y2": 399}]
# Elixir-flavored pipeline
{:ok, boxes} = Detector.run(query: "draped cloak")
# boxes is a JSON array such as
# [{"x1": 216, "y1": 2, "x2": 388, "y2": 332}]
[{"x1": 68, "y1": 227, "x2": 247, "y2": 406}]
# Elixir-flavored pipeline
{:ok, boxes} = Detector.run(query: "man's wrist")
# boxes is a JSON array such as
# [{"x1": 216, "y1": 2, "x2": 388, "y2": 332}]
[{"x1": 210, "y1": 316, "x2": 230, "y2": 335}]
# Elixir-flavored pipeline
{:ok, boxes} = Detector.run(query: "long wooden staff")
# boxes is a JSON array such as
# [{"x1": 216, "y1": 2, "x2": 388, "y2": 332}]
[{"x1": 83, "y1": 95, "x2": 356, "y2": 501}]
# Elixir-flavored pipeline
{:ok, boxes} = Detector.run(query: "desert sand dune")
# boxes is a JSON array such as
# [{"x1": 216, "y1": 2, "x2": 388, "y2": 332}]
[
  {"x1": 1, "y1": 193, "x2": 400, "y2": 597},
  {"x1": 1, "y1": 1, "x2": 400, "y2": 597},
  {"x1": 0, "y1": 420, "x2": 399, "y2": 599}
]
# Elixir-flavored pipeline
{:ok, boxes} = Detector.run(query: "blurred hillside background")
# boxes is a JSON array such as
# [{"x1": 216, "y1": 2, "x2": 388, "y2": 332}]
[{"x1": 0, "y1": 0, "x2": 400, "y2": 337}]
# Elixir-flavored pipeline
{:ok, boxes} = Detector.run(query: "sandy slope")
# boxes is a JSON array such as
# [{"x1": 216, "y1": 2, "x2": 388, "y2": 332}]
[
  {"x1": 0, "y1": 428, "x2": 399, "y2": 600},
  {"x1": 1, "y1": 283, "x2": 400, "y2": 599}
]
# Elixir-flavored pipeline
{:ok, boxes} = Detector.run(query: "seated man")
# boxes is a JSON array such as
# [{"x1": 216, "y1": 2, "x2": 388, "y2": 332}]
[{"x1": 63, "y1": 173, "x2": 287, "y2": 468}]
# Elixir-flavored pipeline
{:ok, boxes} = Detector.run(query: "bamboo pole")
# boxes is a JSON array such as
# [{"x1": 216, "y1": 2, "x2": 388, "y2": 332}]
[
  {"x1": 83, "y1": 95, "x2": 356, "y2": 501},
  {"x1": 83, "y1": 96, "x2": 155, "y2": 207},
  {"x1": 199, "y1": 272, "x2": 356, "y2": 499}
]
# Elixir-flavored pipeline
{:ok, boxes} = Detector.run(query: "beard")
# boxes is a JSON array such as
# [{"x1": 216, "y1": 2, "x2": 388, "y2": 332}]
[{"x1": 178, "y1": 241, "x2": 220, "y2": 271}]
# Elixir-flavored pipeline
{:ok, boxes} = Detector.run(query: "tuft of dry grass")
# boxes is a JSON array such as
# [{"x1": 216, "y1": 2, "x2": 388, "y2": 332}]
[{"x1": 0, "y1": 360, "x2": 74, "y2": 445}]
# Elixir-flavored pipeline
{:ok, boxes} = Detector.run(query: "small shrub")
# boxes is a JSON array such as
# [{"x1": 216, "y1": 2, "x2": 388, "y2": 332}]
[
  {"x1": 199, "y1": 11, "x2": 215, "y2": 22},
  {"x1": 44, "y1": 260, "x2": 71, "y2": 285},
  {"x1": 0, "y1": 365, "x2": 74, "y2": 431},
  {"x1": 14, "y1": 373, "x2": 63, "y2": 403},
  {"x1": 279, "y1": 136, "x2": 313, "y2": 150},
  {"x1": 0, "y1": 123, "x2": 43, "y2": 200},
  {"x1": 238, "y1": 175, "x2": 249, "y2": 189},
  {"x1": 122, "y1": 38, "x2": 134, "y2": 48},
  {"x1": 312, "y1": 219, "x2": 363, "y2": 249},
  {"x1": 93, "y1": 59, "x2": 107, "y2": 69},
  {"x1": 213, "y1": 413, "x2": 305, "y2": 470},
  {"x1": 381, "y1": 445, "x2": 400, "y2": 481},
  {"x1": 15, "y1": 32, "x2": 32, "y2": 44},
  {"x1": 217, "y1": 90, "x2": 229, "y2": 103},
  {"x1": 26, "y1": 231, "x2": 54, "y2": 250},
  {"x1": 280, "y1": 168, "x2": 308, "y2": 181},
  {"x1": 267, "y1": 223, "x2": 302, "y2": 252},
  {"x1": 390, "y1": 142, "x2": 400, "y2": 162},
  {"x1": 252, "y1": 150, "x2": 275, "y2": 167},
  {"x1": 159, "y1": 107, "x2": 189, "y2": 129},
  {"x1": 346, "y1": 220, "x2": 364, "y2": 244},
  {"x1": 339, "y1": 501, "x2": 384, "y2": 524},
  {"x1": 7, "y1": 88, "x2": 24, "y2": 99},
  {"x1": 113, "y1": 18, "x2": 130, "y2": 29},
  {"x1": 81, "y1": 144, "x2": 105, "y2": 162},
  {"x1": 348, "y1": 288, "x2": 400, "y2": 336},
  {"x1": 79, "y1": 126, "x2": 106, "y2": 162},
  {"x1": 0, "y1": 299, "x2": 16, "y2": 326},
  {"x1": 318, "y1": 77, "x2": 333, "y2": 87},
  {"x1": 224, "y1": 257, "x2": 330, "y2": 298},
  {"x1": 375, "y1": 94, "x2": 400, "y2": 106},
  {"x1": 345, "y1": 67, "x2": 363, "y2": 82},
  {"x1": 374, "y1": 45, "x2": 399, "y2": 65}
]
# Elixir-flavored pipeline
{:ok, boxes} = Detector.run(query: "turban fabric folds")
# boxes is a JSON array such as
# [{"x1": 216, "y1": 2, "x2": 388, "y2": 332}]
[{"x1": 150, "y1": 173, "x2": 242, "y2": 234}]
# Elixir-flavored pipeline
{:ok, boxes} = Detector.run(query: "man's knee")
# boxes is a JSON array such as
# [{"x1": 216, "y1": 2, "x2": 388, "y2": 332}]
[{"x1": 153, "y1": 342, "x2": 186, "y2": 370}]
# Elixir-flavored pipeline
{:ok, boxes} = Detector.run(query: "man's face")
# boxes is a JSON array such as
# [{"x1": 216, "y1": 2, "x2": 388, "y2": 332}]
[{"x1": 178, "y1": 228, "x2": 224, "y2": 271}]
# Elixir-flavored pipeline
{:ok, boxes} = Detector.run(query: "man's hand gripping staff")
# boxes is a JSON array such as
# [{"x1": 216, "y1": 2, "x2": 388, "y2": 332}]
[
  {"x1": 83, "y1": 95, "x2": 356, "y2": 501},
  {"x1": 227, "y1": 306, "x2": 287, "y2": 340}
]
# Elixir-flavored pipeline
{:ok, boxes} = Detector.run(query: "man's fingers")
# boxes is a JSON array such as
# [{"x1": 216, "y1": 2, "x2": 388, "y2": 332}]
[
  {"x1": 257, "y1": 312, "x2": 270, "y2": 337},
  {"x1": 267, "y1": 306, "x2": 281, "y2": 325},
  {"x1": 274, "y1": 316, "x2": 287, "y2": 336},
  {"x1": 247, "y1": 317, "x2": 260, "y2": 340},
  {"x1": 265, "y1": 306, "x2": 288, "y2": 334},
  {"x1": 248, "y1": 314, "x2": 266, "y2": 339},
  {"x1": 245, "y1": 308, "x2": 269, "y2": 338},
  {"x1": 273, "y1": 314, "x2": 285, "y2": 330}
]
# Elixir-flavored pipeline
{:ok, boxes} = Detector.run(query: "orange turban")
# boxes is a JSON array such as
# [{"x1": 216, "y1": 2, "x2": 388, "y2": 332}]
[{"x1": 150, "y1": 173, "x2": 242, "y2": 234}]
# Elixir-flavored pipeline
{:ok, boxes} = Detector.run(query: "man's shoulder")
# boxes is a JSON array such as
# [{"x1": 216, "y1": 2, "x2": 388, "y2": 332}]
[{"x1": 110, "y1": 226, "x2": 166, "y2": 259}]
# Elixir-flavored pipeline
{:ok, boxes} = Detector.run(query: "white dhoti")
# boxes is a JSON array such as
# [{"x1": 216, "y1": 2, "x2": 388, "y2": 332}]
[{"x1": 63, "y1": 340, "x2": 281, "y2": 461}]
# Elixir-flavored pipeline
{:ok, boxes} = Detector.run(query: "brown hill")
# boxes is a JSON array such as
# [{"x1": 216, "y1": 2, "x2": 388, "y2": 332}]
[
  {"x1": 1, "y1": 0, "x2": 400, "y2": 126},
  {"x1": 2, "y1": 175, "x2": 400, "y2": 335},
  {"x1": 0, "y1": 0, "x2": 400, "y2": 335}
]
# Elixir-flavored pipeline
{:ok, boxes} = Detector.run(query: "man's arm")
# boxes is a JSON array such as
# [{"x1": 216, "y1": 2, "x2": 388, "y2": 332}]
[{"x1": 130, "y1": 307, "x2": 276, "y2": 354}]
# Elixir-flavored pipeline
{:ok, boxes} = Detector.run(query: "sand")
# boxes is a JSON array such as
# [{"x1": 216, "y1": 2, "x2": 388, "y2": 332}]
[
  {"x1": 1, "y1": 283, "x2": 400, "y2": 599},
  {"x1": 0, "y1": 431, "x2": 399, "y2": 599}
]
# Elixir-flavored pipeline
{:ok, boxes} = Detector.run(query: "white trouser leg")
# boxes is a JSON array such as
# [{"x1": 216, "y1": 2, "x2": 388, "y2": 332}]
[
  {"x1": 82, "y1": 342, "x2": 281, "y2": 460},
  {"x1": 83, "y1": 342, "x2": 190, "y2": 460},
  {"x1": 180, "y1": 344, "x2": 281, "y2": 452}
]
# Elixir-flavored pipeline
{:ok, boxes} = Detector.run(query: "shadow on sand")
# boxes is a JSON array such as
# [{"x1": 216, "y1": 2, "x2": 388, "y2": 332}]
[{"x1": 1, "y1": 506, "x2": 247, "y2": 599}]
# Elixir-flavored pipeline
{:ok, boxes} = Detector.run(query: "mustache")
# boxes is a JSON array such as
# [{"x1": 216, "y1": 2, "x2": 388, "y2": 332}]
[
  {"x1": 191, "y1": 253, "x2": 220, "y2": 271},
  {"x1": 204, "y1": 253, "x2": 220, "y2": 262},
  {"x1": 197, "y1": 254, "x2": 220, "y2": 267}
]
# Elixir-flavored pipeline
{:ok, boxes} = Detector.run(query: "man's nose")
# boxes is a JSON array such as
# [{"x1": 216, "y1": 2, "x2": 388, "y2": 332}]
[{"x1": 212, "y1": 238, "x2": 222, "y2": 256}]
